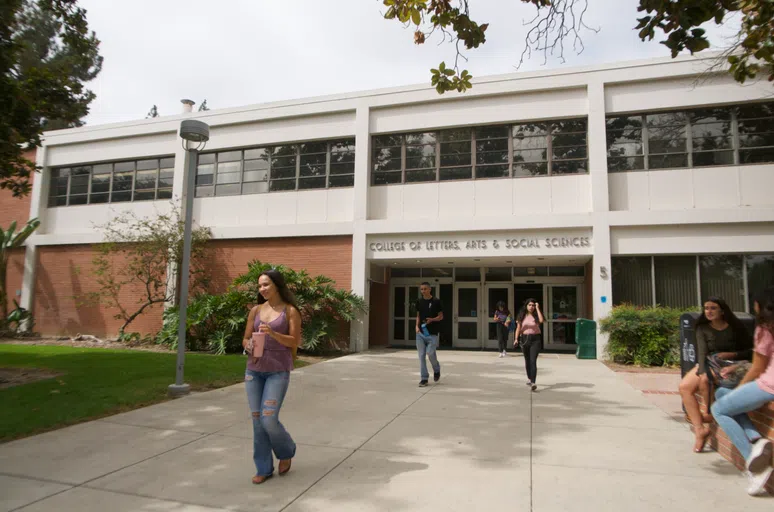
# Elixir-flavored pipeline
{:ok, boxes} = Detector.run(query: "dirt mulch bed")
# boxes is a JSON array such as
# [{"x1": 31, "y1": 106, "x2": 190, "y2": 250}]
[
  {"x1": 0, "y1": 367, "x2": 63, "y2": 389},
  {"x1": 0, "y1": 336, "x2": 173, "y2": 353},
  {"x1": 603, "y1": 361, "x2": 681, "y2": 374}
]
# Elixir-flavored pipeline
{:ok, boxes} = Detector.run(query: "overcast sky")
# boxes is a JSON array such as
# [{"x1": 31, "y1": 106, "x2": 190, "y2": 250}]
[{"x1": 77, "y1": 0, "x2": 741, "y2": 126}]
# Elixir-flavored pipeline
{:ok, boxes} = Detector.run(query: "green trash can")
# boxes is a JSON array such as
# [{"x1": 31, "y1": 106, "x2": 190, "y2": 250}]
[{"x1": 575, "y1": 318, "x2": 597, "y2": 359}]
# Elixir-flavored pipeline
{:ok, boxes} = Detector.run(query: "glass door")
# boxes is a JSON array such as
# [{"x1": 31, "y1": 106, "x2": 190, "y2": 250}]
[
  {"x1": 485, "y1": 284, "x2": 513, "y2": 350},
  {"x1": 546, "y1": 284, "x2": 581, "y2": 347},
  {"x1": 391, "y1": 284, "x2": 436, "y2": 345},
  {"x1": 454, "y1": 283, "x2": 480, "y2": 348}
]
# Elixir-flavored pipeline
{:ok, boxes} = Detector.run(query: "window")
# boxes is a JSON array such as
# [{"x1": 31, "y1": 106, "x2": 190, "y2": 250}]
[
  {"x1": 48, "y1": 157, "x2": 175, "y2": 207},
  {"x1": 195, "y1": 138, "x2": 355, "y2": 197},
  {"x1": 747, "y1": 255, "x2": 774, "y2": 309},
  {"x1": 612, "y1": 257, "x2": 653, "y2": 307},
  {"x1": 700, "y1": 255, "x2": 744, "y2": 312},
  {"x1": 654, "y1": 256, "x2": 697, "y2": 308},
  {"x1": 372, "y1": 118, "x2": 588, "y2": 185},
  {"x1": 606, "y1": 101, "x2": 774, "y2": 171}
]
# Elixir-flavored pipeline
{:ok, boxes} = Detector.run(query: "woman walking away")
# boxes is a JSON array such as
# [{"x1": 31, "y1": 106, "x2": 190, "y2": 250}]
[
  {"x1": 493, "y1": 300, "x2": 511, "y2": 358},
  {"x1": 679, "y1": 297, "x2": 751, "y2": 454},
  {"x1": 242, "y1": 269, "x2": 301, "y2": 485},
  {"x1": 514, "y1": 298, "x2": 544, "y2": 391},
  {"x1": 712, "y1": 287, "x2": 774, "y2": 496}
]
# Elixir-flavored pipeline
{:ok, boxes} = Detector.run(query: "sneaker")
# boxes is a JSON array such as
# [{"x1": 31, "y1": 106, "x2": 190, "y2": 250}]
[
  {"x1": 502, "y1": 351, "x2": 507, "y2": 357},
  {"x1": 419, "y1": 380, "x2": 428, "y2": 387},
  {"x1": 531, "y1": 384, "x2": 537, "y2": 392},
  {"x1": 748, "y1": 438, "x2": 773, "y2": 473},
  {"x1": 526, "y1": 381, "x2": 532, "y2": 386},
  {"x1": 746, "y1": 467, "x2": 774, "y2": 496},
  {"x1": 433, "y1": 371, "x2": 441, "y2": 382},
  {"x1": 498, "y1": 353, "x2": 503, "y2": 358}
]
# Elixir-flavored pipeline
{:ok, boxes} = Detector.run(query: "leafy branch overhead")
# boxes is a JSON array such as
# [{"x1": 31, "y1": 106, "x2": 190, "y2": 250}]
[
  {"x1": 2, "y1": 1, "x2": 102, "y2": 195},
  {"x1": 383, "y1": 0, "x2": 774, "y2": 94}
]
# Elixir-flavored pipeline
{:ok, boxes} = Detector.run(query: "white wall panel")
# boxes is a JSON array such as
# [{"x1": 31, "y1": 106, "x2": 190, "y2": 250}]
[
  {"x1": 740, "y1": 166, "x2": 774, "y2": 207},
  {"x1": 611, "y1": 223, "x2": 774, "y2": 255},
  {"x1": 265, "y1": 193, "x2": 298, "y2": 225},
  {"x1": 648, "y1": 169, "x2": 693, "y2": 210},
  {"x1": 43, "y1": 200, "x2": 172, "y2": 235},
  {"x1": 327, "y1": 188, "x2": 354, "y2": 222},
  {"x1": 605, "y1": 75, "x2": 772, "y2": 114},
  {"x1": 692, "y1": 167, "x2": 739, "y2": 209},
  {"x1": 296, "y1": 190, "x2": 328, "y2": 223},
  {"x1": 368, "y1": 186, "x2": 403, "y2": 220},
  {"x1": 438, "y1": 181, "x2": 475, "y2": 219},
  {"x1": 609, "y1": 172, "x2": 649, "y2": 211},
  {"x1": 371, "y1": 88, "x2": 586, "y2": 134},
  {"x1": 46, "y1": 133, "x2": 177, "y2": 167},
  {"x1": 551, "y1": 175, "x2": 591, "y2": 213},
  {"x1": 403, "y1": 183, "x2": 438, "y2": 219},
  {"x1": 514, "y1": 178, "x2": 551, "y2": 214},
  {"x1": 474, "y1": 179, "x2": 512, "y2": 217}
]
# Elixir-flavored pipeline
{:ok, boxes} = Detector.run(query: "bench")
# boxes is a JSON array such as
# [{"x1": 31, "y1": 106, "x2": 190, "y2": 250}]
[{"x1": 692, "y1": 393, "x2": 774, "y2": 494}]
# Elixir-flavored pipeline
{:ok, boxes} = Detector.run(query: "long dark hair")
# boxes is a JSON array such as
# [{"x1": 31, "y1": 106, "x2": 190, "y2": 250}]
[
  {"x1": 257, "y1": 269, "x2": 298, "y2": 310},
  {"x1": 516, "y1": 298, "x2": 539, "y2": 324},
  {"x1": 496, "y1": 300, "x2": 510, "y2": 315},
  {"x1": 754, "y1": 286, "x2": 774, "y2": 333},
  {"x1": 695, "y1": 296, "x2": 749, "y2": 342}
]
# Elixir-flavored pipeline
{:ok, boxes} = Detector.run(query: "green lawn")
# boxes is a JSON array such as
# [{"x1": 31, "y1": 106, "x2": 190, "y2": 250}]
[{"x1": 0, "y1": 344, "x2": 308, "y2": 442}]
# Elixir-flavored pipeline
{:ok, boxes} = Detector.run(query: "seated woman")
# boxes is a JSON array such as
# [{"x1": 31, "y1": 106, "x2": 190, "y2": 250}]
[
  {"x1": 679, "y1": 297, "x2": 752, "y2": 453},
  {"x1": 711, "y1": 287, "x2": 774, "y2": 496}
]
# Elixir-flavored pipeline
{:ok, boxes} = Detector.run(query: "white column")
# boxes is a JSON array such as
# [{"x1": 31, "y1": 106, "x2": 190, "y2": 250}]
[
  {"x1": 349, "y1": 105, "x2": 370, "y2": 352},
  {"x1": 587, "y1": 80, "x2": 613, "y2": 358},
  {"x1": 20, "y1": 145, "x2": 48, "y2": 323}
]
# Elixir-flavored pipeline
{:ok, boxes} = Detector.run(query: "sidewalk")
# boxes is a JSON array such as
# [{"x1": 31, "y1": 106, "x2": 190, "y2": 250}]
[{"x1": 1, "y1": 350, "x2": 770, "y2": 511}]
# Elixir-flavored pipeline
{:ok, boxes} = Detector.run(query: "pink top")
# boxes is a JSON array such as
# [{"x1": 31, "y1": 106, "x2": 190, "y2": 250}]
[
  {"x1": 247, "y1": 308, "x2": 294, "y2": 373},
  {"x1": 754, "y1": 325, "x2": 774, "y2": 395},
  {"x1": 520, "y1": 314, "x2": 541, "y2": 335}
]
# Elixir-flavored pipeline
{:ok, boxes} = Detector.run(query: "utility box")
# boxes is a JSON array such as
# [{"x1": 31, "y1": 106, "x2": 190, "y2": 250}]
[{"x1": 575, "y1": 318, "x2": 597, "y2": 360}]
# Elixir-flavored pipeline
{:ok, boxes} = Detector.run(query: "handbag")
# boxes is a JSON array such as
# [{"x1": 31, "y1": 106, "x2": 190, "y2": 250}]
[{"x1": 707, "y1": 353, "x2": 751, "y2": 389}]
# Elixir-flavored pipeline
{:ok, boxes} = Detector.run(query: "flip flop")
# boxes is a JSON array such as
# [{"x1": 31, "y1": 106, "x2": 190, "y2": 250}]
[
  {"x1": 252, "y1": 473, "x2": 274, "y2": 485},
  {"x1": 279, "y1": 459, "x2": 292, "y2": 476}
]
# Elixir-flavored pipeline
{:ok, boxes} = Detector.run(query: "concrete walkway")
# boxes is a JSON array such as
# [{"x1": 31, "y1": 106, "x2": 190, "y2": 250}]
[{"x1": 1, "y1": 351, "x2": 771, "y2": 511}]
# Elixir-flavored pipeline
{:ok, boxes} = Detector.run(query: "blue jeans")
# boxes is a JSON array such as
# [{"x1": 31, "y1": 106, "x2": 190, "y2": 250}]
[
  {"x1": 245, "y1": 370, "x2": 296, "y2": 477},
  {"x1": 416, "y1": 333, "x2": 440, "y2": 380},
  {"x1": 711, "y1": 381, "x2": 774, "y2": 460}
]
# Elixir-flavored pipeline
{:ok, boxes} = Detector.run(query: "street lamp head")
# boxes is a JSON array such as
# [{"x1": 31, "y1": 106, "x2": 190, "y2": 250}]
[{"x1": 180, "y1": 119, "x2": 210, "y2": 143}]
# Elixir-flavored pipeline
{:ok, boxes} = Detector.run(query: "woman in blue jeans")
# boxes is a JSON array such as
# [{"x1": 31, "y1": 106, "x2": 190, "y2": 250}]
[
  {"x1": 242, "y1": 269, "x2": 302, "y2": 485},
  {"x1": 711, "y1": 286, "x2": 774, "y2": 496}
]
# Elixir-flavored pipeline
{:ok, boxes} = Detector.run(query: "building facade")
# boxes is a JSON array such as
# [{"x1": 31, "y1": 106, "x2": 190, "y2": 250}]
[{"x1": 17, "y1": 55, "x2": 774, "y2": 356}]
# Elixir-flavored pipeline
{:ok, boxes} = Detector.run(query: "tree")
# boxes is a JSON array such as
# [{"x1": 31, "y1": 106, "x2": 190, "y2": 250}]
[
  {"x1": 0, "y1": 218, "x2": 39, "y2": 324},
  {"x1": 85, "y1": 206, "x2": 211, "y2": 339},
  {"x1": 1, "y1": 0, "x2": 102, "y2": 195},
  {"x1": 382, "y1": 0, "x2": 773, "y2": 94}
]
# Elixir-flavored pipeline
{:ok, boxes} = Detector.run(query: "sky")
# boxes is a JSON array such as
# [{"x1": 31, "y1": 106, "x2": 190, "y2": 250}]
[{"x1": 77, "y1": 0, "x2": 742, "y2": 126}]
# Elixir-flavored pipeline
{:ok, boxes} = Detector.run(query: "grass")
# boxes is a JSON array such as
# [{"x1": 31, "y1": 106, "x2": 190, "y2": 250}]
[{"x1": 0, "y1": 344, "x2": 309, "y2": 442}]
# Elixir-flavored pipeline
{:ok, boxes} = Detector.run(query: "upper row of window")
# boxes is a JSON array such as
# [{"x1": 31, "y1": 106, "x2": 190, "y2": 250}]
[
  {"x1": 194, "y1": 139, "x2": 355, "y2": 197},
  {"x1": 47, "y1": 102, "x2": 774, "y2": 206},
  {"x1": 606, "y1": 102, "x2": 774, "y2": 171}
]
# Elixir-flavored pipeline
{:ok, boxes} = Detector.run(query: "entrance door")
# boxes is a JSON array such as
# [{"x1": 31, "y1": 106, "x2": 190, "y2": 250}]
[
  {"x1": 546, "y1": 284, "x2": 581, "y2": 348},
  {"x1": 454, "y1": 283, "x2": 480, "y2": 348},
  {"x1": 391, "y1": 284, "x2": 437, "y2": 345},
  {"x1": 485, "y1": 284, "x2": 513, "y2": 350}
]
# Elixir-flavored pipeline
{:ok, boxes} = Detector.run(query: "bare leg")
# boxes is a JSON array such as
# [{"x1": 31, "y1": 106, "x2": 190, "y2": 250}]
[
  {"x1": 679, "y1": 366, "x2": 710, "y2": 452},
  {"x1": 697, "y1": 373, "x2": 713, "y2": 424}
]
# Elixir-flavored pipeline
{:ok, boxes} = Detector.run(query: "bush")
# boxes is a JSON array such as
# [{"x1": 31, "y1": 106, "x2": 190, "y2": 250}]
[
  {"x1": 157, "y1": 260, "x2": 367, "y2": 354},
  {"x1": 600, "y1": 304, "x2": 691, "y2": 367}
]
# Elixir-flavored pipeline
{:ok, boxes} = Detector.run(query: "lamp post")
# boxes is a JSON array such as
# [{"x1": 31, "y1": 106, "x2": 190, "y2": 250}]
[{"x1": 168, "y1": 119, "x2": 210, "y2": 397}]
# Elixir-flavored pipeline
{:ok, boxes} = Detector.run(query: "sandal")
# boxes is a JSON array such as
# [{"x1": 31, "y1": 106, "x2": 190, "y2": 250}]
[
  {"x1": 279, "y1": 459, "x2": 292, "y2": 476},
  {"x1": 252, "y1": 473, "x2": 274, "y2": 485},
  {"x1": 693, "y1": 428, "x2": 710, "y2": 453}
]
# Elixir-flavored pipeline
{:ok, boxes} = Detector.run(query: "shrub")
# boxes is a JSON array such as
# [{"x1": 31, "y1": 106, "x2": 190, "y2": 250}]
[
  {"x1": 600, "y1": 304, "x2": 691, "y2": 367},
  {"x1": 157, "y1": 260, "x2": 367, "y2": 354}
]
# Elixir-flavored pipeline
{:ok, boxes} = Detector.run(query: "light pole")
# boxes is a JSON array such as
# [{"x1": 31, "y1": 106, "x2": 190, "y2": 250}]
[{"x1": 168, "y1": 119, "x2": 210, "y2": 397}]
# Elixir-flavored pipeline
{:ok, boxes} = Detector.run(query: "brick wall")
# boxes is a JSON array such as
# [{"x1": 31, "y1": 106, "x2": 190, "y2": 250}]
[
  {"x1": 33, "y1": 245, "x2": 164, "y2": 337},
  {"x1": 203, "y1": 236, "x2": 353, "y2": 293},
  {"x1": 0, "y1": 148, "x2": 35, "y2": 228},
  {"x1": 694, "y1": 393, "x2": 774, "y2": 494}
]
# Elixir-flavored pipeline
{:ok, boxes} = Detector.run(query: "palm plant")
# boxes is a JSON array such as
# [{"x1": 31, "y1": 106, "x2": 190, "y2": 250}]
[{"x1": 0, "y1": 218, "x2": 40, "y2": 325}]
